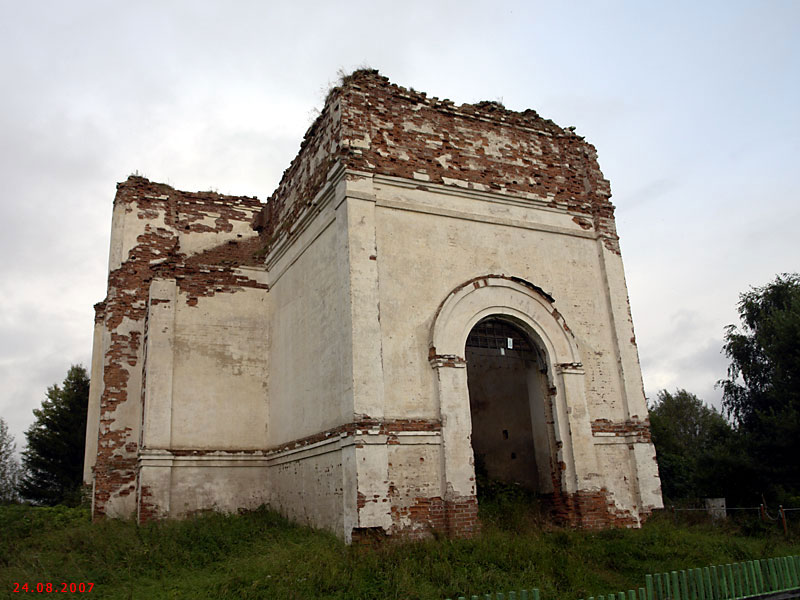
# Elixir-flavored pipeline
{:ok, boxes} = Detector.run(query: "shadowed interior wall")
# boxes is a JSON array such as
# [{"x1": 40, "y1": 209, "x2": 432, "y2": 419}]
[{"x1": 466, "y1": 318, "x2": 548, "y2": 494}]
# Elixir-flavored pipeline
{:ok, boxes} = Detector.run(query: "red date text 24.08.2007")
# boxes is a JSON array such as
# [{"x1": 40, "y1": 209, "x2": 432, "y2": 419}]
[{"x1": 12, "y1": 582, "x2": 94, "y2": 593}]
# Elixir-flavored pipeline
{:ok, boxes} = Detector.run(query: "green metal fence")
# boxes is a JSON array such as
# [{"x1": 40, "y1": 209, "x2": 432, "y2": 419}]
[
  {"x1": 448, "y1": 590, "x2": 541, "y2": 600},
  {"x1": 583, "y1": 555, "x2": 800, "y2": 600},
  {"x1": 447, "y1": 555, "x2": 800, "y2": 600}
]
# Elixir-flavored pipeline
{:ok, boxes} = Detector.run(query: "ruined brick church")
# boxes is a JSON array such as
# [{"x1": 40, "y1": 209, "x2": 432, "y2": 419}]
[{"x1": 83, "y1": 70, "x2": 662, "y2": 542}]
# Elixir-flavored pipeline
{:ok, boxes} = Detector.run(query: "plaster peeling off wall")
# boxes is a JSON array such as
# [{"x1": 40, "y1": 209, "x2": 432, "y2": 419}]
[
  {"x1": 90, "y1": 176, "x2": 265, "y2": 519},
  {"x1": 90, "y1": 71, "x2": 661, "y2": 537}
]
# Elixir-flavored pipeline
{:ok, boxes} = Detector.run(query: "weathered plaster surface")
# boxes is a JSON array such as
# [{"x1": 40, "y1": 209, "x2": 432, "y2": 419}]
[
  {"x1": 171, "y1": 288, "x2": 269, "y2": 449},
  {"x1": 85, "y1": 70, "x2": 662, "y2": 539}
]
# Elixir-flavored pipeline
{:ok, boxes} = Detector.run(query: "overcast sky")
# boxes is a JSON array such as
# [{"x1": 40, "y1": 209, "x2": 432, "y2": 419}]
[{"x1": 1, "y1": 1, "x2": 798, "y2": 451}]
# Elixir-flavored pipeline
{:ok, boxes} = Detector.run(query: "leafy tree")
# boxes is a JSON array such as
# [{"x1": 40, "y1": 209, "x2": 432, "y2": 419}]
[
  {"x1": 648, "y1": 389, "x2": 748, "y2": 502},
  {"x1": 0, "y1": 417, "x2": 21, "y2": 503},
  {"x1": 19, "y1": 365, "x2": 89, "y2": 506},
  {"x1": 719, "y1": 273, "x2": 800, "y2": 503}
]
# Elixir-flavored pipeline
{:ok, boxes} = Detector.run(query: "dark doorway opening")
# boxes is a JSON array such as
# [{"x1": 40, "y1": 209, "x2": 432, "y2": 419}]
[{"x1": 465, "y1": 317, "x2": 552, "y2": 499}]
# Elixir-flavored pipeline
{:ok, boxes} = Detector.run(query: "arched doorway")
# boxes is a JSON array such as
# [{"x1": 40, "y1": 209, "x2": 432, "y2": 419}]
[
  {"x1": 465, "y1": 317, "x2": 553, "y2": 496},
  {"x1": 430, "y1": 276, "x2": 597, "y2": 536}
]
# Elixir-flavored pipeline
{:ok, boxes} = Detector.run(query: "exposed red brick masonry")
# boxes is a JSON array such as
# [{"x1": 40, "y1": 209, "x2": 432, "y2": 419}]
[
  {"x1": 591, "y1": 418, "x2": 652, "y2": 442},
  {"x1": 256, "y1": 69, "x2": 620, "y2": 254},
  {"x1": 547, "y1": 489, "x2": 640, "y2": 529},
  {"x1": 93, "y1": 178, "x2": 264, "y2": 519},
  {"x1": 92, "y1": 71, "x2": 651, "y2": 537},
  {"x1": 265, "y1": 418, "x2": 442, "y2": 455},
  {"x1": 137, "y1": 485, "x2": 158, "y2": 522},
  {"x1": 386, "y1": 495, "x2": 479, "y2": 541}
]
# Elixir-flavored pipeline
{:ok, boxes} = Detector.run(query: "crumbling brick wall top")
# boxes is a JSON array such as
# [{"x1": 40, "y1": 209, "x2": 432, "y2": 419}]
[
  {"x1": 256, "y1": 69, "x2": 614, "y2": 247},
  {"x1": 93, "y1": 176, "x2": 266, "y2": 518},
  {"x1": 116, "y1": 175, "x2": 262, "y2": 217}
]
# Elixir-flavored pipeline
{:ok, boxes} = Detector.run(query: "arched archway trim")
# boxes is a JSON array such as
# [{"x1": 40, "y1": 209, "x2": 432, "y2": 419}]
[
  {"x1": 430, "y1": 275, "x2": 581, "y2": 368},
  {"x1": 428, "y1": 275, "x2": 601, "y2": 517}
]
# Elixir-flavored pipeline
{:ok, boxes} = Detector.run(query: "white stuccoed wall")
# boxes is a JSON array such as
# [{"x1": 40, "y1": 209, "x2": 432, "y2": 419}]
[{"x1": 86, "y1": 72, "x2": 662, "y2": 536}]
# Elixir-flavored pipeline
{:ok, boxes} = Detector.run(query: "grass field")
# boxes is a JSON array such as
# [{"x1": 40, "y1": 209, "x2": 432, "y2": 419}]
[{"x1": 1, "y1": 497, "x2": 798, "y2": 600}]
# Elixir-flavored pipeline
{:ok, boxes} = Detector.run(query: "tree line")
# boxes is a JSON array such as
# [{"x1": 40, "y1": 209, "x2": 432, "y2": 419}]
[
  {"x1": 1, "y1": 365, "x2": 89, "y2": 505},
  {"x1": 1, "y1": 273, "x2": 798, "y2": 508},
  {"x1": 650, "y1": 273, "x2": 800, "y2": 506}
]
